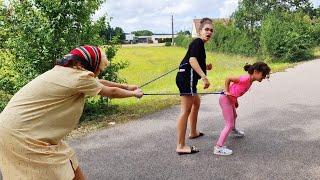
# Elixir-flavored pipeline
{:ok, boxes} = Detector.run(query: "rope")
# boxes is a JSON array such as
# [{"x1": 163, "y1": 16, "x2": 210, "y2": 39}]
[
  {"x1": 139, "y1": 63, "x2": 188, "y2": 88},
  {"x1": 143, "y1": 91, "x2": 224, "y2": 96},
  {"x1": 138, "y1": 63, "x2": 224, "y2": 97}
]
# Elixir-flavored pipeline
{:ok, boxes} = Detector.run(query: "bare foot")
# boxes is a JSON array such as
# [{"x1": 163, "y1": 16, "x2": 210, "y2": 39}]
[{"x1": 176, "y1": 145, "x2": 199, "y2": 155}]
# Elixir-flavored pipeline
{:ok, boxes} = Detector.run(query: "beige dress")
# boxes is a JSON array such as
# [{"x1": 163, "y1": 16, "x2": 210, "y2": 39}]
[{"x1": 0, "y1": 65, "x2": 103, "y2": 180}]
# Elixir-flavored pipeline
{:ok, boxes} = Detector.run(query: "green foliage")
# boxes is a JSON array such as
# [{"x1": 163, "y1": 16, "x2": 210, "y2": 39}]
[
  {"x1": 174, "y1": 33, "x2": 192, "y2": 48},
  {"x1": 175, "y1": 23, "x2": 256, "y2": 56},
  {"x1": 233, "y1": 0, "x2": 314, "y2": 31},
  {"x1": 165, "y1": 41, "x2": 171, "y2": 46},
  {"x1": 177, "y1": 30, "x2": 191, "y2": 36},
  {"x1": 132, "y1": 30, "x2": 153, "y2": 36},
  {"x1": 231, "y1": 0, "x2": 316, "y2": 59},
  {"x1": 0, "y1": 1, "x2": 9, "y2": 48},
  {"x1": 98, "y1": 18, "x2": 125, "y2": 44},
  {"x1": 260, "y1": 12, "x2": 315, "y2": 61},
  {"x1": 207, "y1": 22, "x2": 257, "y2": 56},
  {"x1": 1, "y1": 0, "x2": 128, "y2": 116},
  {"x1": 311, "y1": 19, "x2": 320, "y2": 45},
  {"x1": 0, "y1": 50, "x2": 18, "y2": 110},
  {"x1": 114, "y1": 27, "x2": 125, "y2": 41},
  {"x1": 100, "y1": 37, "x2": 129, "y2": 85},
  {"x1": 5, "y1": 0, "x2": 106, "y2": 85},
  {"x1": 0, "y1": 50, "x2": 22, "y2": 93}
]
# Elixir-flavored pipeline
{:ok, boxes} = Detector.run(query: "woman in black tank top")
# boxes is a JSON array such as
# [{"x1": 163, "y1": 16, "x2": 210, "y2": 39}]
[{"x1": 176, "y1": 18, "x2": 214, "y2": 155}]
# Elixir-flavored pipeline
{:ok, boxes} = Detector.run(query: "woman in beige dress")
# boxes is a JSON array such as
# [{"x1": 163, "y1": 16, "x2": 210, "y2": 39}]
[{"x1": 0, "y1": 45, "x2": 143, "y2": 180}]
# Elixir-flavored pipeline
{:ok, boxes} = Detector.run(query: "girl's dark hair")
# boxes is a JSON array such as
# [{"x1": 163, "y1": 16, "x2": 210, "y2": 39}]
[
  {"x1": 244, "y1": 62, "x2": 271, "y2": 77},
  {"x1": 199, "y1": 17, "x2": 213, "y2": 31}
]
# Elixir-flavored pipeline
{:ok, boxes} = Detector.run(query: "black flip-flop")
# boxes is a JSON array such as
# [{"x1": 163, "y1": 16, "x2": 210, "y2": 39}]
[
  {"x1": 189, "y1": 132, "x2": 204, "y2": 139},
  {"x1": 177, "y1": 146, "x2": 199, "y2": 155}
]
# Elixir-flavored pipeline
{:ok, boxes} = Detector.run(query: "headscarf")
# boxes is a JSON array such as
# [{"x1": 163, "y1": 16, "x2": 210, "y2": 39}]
[{"x1": 56, "y1": 45, "x2": 102, "y2": 73}]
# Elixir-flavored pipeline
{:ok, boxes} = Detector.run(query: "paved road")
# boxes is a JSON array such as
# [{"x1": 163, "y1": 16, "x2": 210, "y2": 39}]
[
  {"x1": 1, "y1": 60, "x2": 319, "y2": 180},
  {"x1": 69, "y1": 59, "x2": 320, "y2": 180}
]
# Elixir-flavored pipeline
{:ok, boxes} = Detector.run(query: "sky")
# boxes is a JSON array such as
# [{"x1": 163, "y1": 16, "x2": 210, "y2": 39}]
[
  {"x1": 93, "y1": 0, "x2": 320, "y2": 34},
  {"x1": 3, "y1": 0, "x2": 319, "y2": 34}
]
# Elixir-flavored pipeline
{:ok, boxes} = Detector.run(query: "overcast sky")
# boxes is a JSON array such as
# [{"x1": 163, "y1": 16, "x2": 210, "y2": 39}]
[{"x1": 92, "y1": 0, "x2": 320, "y2": 34}]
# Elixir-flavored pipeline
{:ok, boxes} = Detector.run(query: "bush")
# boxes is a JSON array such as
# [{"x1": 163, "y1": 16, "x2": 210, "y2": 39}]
[
  {"x1": 207, "y1": 22, "x2": 257, "y2": 56},
  {"x1": 0, "y1": 50, "x2": 19, "y2": 111},
  {"x1": 0, "y1": 50, "x2": 21, "y2": 95},
  {"x1": 174, "y1": 34, "x2": 192, "y2": 48},
  {"x1": 0, "y1": 90, "x2": 12, "y2": 111},
  {"x1": 0, "y1": 1, "x2": 129, "y2": 119},
  {"x1": 311, "y1": 19, "x2": 320, "y2": 46},
  {"x1": 5, "y1": 0, "x2": 106, "y2": 87},
  {"x1": 260, "y1": 12, "x2": 315, "y2": 61},
  {"x1": 165, "y1": 41, "x2": 171, "y2": 46}
]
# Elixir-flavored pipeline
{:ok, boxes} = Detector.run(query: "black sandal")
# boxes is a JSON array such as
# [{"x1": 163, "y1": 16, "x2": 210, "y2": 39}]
[
  {"x1": 189, "y1": 132, "x2": 204, "y2": 139},
  {"x1": 177, "y1": 146, "x2": 199, "y2": 155}
]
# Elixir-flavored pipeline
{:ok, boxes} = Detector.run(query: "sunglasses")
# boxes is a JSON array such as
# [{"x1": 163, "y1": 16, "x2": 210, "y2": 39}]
[{"x1": 204, "y1": 28, "x2": 214, "y2": 33}]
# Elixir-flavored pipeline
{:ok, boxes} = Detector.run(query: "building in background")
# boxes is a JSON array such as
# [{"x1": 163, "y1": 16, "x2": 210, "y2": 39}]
[{"x1": 124, "y1": 33, "x2": 178, "y2": 44}]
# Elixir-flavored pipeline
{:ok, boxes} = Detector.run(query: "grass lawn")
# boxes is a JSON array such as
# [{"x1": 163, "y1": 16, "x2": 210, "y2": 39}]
[
  {"x1": 111, "y1": 46, "x2": 292, "y2": 104},
  {"x1": 69, "y1": 46, "x2": 293, "y2": 137}
]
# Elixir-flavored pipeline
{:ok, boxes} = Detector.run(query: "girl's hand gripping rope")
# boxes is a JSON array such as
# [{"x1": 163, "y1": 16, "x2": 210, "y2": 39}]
[
  {"x1": 223, "y1": 91, "x2": 232, "y2": 96},
  {"x1": 133, "y1": 88, "x2": 144, "y2": 98}
]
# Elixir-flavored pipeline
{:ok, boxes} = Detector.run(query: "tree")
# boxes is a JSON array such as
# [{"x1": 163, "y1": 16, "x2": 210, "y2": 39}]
[
  {"x1": 5, "y1": 0, "x2": 105, "y2": 85},
  {"x1": 260, "y1": 12, "x2": 314, "y2": 61},
  {"x1": 132, "y1": 30, "x2": 153, "y2": 36},
  {"x1": 183, "y1": 30, "x2": 191, "y2": 36},
  {"x1": 232, "y1": 0, "x2": 316, "y2": 51},
  {"x1": 97, "y1": 20, "x2": 125, "y2": 44},
  {"x1": 0, "y1": 0, "x2": 9, "y2": 48},
  {"x1": 233, "y1": 0, "x2": 315, "y2": 32},
  {"x1": 177, "y1": 30, "x2": 191, "y2": 36},
  {"x1": 114, "y1": 27, "x2": 125, "y2": 41}
]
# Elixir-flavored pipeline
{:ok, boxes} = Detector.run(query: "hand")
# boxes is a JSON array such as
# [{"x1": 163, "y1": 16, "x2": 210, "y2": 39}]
[
  {"x1": 133, "y1": 88, "x2": 143, "y2": 98},
  {"x1": 206, "y1": 63, "x2": 213, "y2": 70},
  {"x1": 127, "y1": 84, "x2": 139, "y2": 91},
  {"x1": 202, "y1": 77, "x2": 210, "y2": 89},
  {"x1": 224, "y1": 91, "x2": 232, "y2": 96}
]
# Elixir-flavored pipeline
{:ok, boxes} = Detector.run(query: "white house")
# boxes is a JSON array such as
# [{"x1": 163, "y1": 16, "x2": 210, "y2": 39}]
[
  {"x1": 125, "y1": 33, "x2": 134, "y2": 42},
  {"x1": 151, "y1": 34, "x2": 178, "y2": 43},
  {"x1": 124, "y1": 33, "x2": 178, "y2": 44}
]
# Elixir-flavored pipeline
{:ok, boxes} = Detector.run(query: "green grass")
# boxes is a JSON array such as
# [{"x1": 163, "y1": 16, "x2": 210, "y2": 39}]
[
  {"x1": 71, "y1": 46, "x2": 293, "y2": 136},
  {"x1": 109, "y1": 46, "x2": 292, "y2": 117},
  {"x1": 113, "y1": 46, "x2": 291, "y2": 96}
]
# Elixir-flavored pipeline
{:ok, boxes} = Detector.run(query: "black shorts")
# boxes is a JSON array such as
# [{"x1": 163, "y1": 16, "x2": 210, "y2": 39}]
[{"x1": 176, "y1": 68, "x2": 198, "y2": 96}]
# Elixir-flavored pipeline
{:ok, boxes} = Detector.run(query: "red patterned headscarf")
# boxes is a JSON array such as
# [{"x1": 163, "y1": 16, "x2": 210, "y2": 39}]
[{"x1": 57, "y1": 45, "x2": 102, "y2": 73}]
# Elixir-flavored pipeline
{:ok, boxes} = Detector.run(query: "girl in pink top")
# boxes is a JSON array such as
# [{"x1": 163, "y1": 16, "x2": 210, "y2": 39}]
[{"x1": 214, "y1": 62, "x2": 271, "y2": 156}]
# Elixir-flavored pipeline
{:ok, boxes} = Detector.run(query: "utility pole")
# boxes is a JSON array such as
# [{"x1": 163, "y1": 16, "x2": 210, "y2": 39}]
[
  {"x1": 109, "y1": 17, "x2": 113, "y2": 42},
  {"x1": 171, "y1": 14, "x2": 174, "y2": 45}
]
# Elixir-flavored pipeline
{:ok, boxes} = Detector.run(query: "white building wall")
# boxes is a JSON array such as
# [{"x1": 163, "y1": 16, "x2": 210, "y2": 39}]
[{"x1": 191, "y1": 22, "x2": 198, "y2": 38}]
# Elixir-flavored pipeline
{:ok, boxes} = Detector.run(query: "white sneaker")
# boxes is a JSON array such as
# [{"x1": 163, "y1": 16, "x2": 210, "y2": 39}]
[
  {"x1": 214, "y1": 146, "x2": 233, "y2": 156},
  {"x1": 231, "y1": 129, "x2": 245, "y2": 138}
]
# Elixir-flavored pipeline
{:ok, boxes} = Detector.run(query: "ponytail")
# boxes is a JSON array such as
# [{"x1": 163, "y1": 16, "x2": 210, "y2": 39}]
[
  {"x1": 243, "y1": 62, "x2": 271, "y2": 76},
  {"x1": 243, "y1": 64, "x2": 254, "y2": 74}
]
